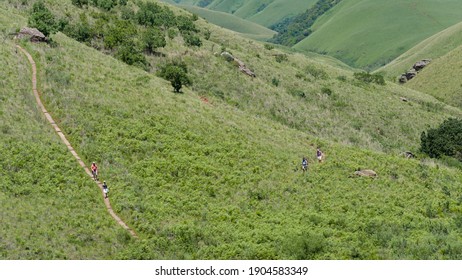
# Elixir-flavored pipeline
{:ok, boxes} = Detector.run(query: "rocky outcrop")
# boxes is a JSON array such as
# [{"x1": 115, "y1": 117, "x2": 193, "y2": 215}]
[
  {"x1": 220, "y1": 52, "x2": 256, "y2": 78},
  {"x1": 354, "y1": 169, "x2": 377, "y2": 178},
  {"x1": 15, "y1": 27, "x2": 47, "y2": 42},
  {"x1": 399, "y1": 59, "x2": 431, "y2": 83}
]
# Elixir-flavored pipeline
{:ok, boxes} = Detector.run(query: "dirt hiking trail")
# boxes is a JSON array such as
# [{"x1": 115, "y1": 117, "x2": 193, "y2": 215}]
[{"x1": 17, "y1": 45, "x2": 138, "y2": 238}]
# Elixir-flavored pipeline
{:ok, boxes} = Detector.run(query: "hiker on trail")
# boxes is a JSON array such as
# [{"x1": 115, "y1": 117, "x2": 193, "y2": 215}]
[
  {"x1": 302, "y1": 157, "x2": 308, "y2": 172},
  {"x1": 316, "y1": 148, "x2": 324, "y2": 163},
  {"x1": 102, "y1": 181, "x2": 109, "y2": 198},
  {"x1": 91, "y1": 162, "x2": 98, "y2": 180}
]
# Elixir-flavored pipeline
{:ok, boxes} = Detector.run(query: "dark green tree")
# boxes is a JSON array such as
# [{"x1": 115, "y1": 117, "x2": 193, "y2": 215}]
[
  {"x1": 142, "y1": 27, "x2": 166, "y2": 53},
  {"x1": 157, "y1": 61, "x2": 192, "y2": 93},
  {"x1": 28, "y1": 1, "x2": 57, "y2": 37},
  {"x1": 421, "y1": 118, "x2": 462, "y2": 161}
]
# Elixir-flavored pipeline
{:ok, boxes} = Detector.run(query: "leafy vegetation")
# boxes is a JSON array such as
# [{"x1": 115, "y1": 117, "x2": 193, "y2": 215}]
[
  {"x1": 270, "y1": 0, "x2": 342, "y2": 46},
  {"x1": 353, "y1": 72, "x2": 385, "y2": 85},
  {"x1": 157, "y1": 60, "x2": 192, "y2": 92},
  {"x1": 421, "y1": 118, "x2": 462, "y2": 162},
  {"x1": 28, "y1": 0, "x2": 57, "y2": 36}
]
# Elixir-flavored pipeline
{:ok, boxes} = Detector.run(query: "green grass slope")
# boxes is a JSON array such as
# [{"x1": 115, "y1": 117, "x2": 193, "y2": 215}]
[
  {"x1": 3, "y1": 0, "x2": 462, "y2": 259},
  {"x1": 294, "y1": 0, "x2": 462, "y2": 70},
  {"x1": 178, "y1": 5, "x2": 276, "y2": 40},
  {"x1": 164, "y1": 0, "x2": 317, "y2": 28},
  {"x1": 0, "y1": 13, "x2": 132, "y2": 259},
  {"x1": 404, "y1": 44, "x2": 462, "y2": 108},
  {"x1": 377, "y1": 21, "x2": 462, "y2": 78},
  {"x1": 26, "y1": 32, "x2": 462, "y2": 259}
]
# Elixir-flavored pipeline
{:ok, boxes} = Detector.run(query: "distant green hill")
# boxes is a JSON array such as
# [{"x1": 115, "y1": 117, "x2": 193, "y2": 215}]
[
  {"x1": 294, "y1": 0, "x2": 462, "y2": 70},
  {"x1": 178, "y1": 5, "x2": 276, "y2": 40},
  {"x1": 163, "y1": 0, "x2": 317, "y2": 28},
  {"x1": 3, "y1": 0, "x2": 462, "y2": 260},
  {"x1": 404, "y1": 44, "x2": 462, "y2": 108},
  {"x1": 377, "y1": 21, "x2": 462, "y2": 78}
]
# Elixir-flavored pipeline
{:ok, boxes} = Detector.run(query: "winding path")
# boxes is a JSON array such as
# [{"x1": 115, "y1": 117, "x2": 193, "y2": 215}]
[{"x1": 16, "y1": 45, "x2": 138, "y2": 238}]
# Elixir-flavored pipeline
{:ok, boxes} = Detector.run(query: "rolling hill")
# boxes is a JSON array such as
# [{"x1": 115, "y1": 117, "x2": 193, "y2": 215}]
[
  {"x1": 2, "y1": 0, "x2": 462, "y2": 260},
  {"x1": 177, "y1": 5, "x2": 276, "y2": 40},
  {"x1": 404, "y1": 44, "x2": 462, "y2": 109},
  {"x1": 377, "y1": 21, "x2": 462, "y2": 79},
  {"x1": 293, "y1": 0, "x2": 462, "y2": 70},
  {"x1": 163, "y1": 0, "x2": 317, "y2": 28}
]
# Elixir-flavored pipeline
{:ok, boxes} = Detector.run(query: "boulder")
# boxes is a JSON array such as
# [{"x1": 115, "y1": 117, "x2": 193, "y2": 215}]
[
  {"x1": 354, "y1": 169, "x2": 377, "y2": 178},
  {"x1": 15, "y1": 27, "x2": 47, "y2": 42},
  {"x1": 221, "y1": 52, "x2": 256, "y2": 77},
  {"x1": 413, "y1": 59, "x2": 431, "y2": 71}
]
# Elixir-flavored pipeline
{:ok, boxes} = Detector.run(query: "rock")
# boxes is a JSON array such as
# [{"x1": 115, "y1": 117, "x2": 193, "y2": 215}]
[
  {"x1": 401, "y1": 151, "x2": 415, "y2": 159},
  {"x1": 400, "y1": 97, "x2": 408, "y2": 102},
  {"x1": 413, "y1": 59, "x2": 431, "y2": 71},
  {"x1": 354, "y1": 169, "x2": 377, "y2": 178},
  {"x1": 398, "y1": 59, "x2": 431, "y2": 83},
  {"x1": 15, "y1": 27, "x2": 47, "y2": 42},
  {"x1": 399, "y1": 74, "x2": 407, "y2": 83},
  {"x1": 220, "y1": 52, "x2": 256, "y2": 77},
  {"x1": 405, "y1": 68, "x2": 417, "y2": 80}
]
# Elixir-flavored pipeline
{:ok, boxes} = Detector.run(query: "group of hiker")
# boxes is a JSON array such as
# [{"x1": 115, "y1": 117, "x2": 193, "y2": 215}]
[
  {"x1": 91, "y1": 162, "x2": 109, "y2": 198},
  {"x1": 302, "y1": 148, "x2": 324, "y2": 172}
]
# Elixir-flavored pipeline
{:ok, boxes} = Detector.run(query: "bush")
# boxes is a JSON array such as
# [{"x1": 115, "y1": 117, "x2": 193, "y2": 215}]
[
  {"x1": 353, "y1": 72, "x2": 385, "y2": 85},
  {"x1": 157, "y1": 61, "x2": 192, "y2": 93},
  {"x1": 115, "y1": 43, "x2": 149, "y2": 70},
  {"x1": 275, "y1": 54, "x2": 288, "y2": 63},
  {"x1": 183, "y1": 33, "x2": 202, "y2": 47},
  {"x1": 420, "y1": 118, "x2": 462, "y2": 161},
  {"x1": 142, "y1": 27, "x2": 166, "y2": 53},
  {"x1": 28, "y1": 1, "x2": 57, "y2": 37}
]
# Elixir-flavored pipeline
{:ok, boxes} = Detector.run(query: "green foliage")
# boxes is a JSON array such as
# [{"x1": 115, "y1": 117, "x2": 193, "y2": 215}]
[
  {"x1": 353, "y1": 72, "x2": 385, "y2": 85},
  {"x1": 271, "y1": 77, "x2": 279, "y2": 87},
  {"x1": 142, "y1": 27, "x2": 166, "y2": 53},
  {"x1": 28, "y1": 0, "x2": 57, "y2": 37},
  {"x1": 157, "y1": 61, "x2": 192, "y2": 92},
  {"x1": 71, "y1": 0, "x2": 89, "y2": 7},
  {"x1": 183, "y1": 33, "x2": 202, "y2": 47},
  {"x1": 104, "y1": 19, "x2": 137, "y2": 49},
  {"x1": 305, "y1": 64, "x2": 328, "y2": 79},
  {"x1": 136, "y1": 1, "x2": 176, "y2": 28},
  {"x1": 270, "y1": 0, "x2": 342, "y2": 46},
  {"x1": 274, "y1": 54, "x2": 288, "y2": 63},
  {"x1": 115, "y1": 42, "x2": 149, "y2": 70},
  {"x1": 420, "y1": 118, "x2": 462, "y2": 161}
]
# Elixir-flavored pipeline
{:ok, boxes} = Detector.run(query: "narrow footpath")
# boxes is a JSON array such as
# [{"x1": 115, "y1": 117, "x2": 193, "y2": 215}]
[{"x1": 17, "y1": 45, "x2": 138, "y2": 238}]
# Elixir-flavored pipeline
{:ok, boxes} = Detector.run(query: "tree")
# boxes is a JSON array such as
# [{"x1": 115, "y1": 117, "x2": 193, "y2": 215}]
[
  {"x1": 420, "y1": 118, "x2": 462, "y2": 161},
  {"x1": 28, "y1": 1, "x2": 57, "y2": 37},
  {"x1": 157, "y1": 61, "x2": 192, "y2": 93},
  {"x1": 142, "y1": 27, "x2": 166, "y2": 53}
]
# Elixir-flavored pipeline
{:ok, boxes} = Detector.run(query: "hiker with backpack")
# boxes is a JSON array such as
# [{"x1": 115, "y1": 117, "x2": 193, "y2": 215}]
[
  {"x1": 102, "y1": 181, "x2": 109, "y2": 198},
  {"x1": 302, "y1": 157, "x2": 308, "y2": 172}
]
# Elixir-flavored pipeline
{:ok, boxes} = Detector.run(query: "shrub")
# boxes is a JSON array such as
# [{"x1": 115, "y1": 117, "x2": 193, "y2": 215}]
[
  {"x1": 353, "y1": 72, "x2": 385, "y2": 85},
  {"x1": 71, "y1": 0, "x2": 89, "y2": 7},
  {"x1": 305, "y1": 64, "x2": 328, "y2": 79},
  {"x1": 264, "y1": 43, "x2": 274, "y2": 50},
  {"x1": 183, "y1": 33, "x2": 202, "y2": 47},
  {"x1": 142, "y1": 27, "x2": 166, "y2": 53},
  {"x1": 28, "y1": 1, "x2": 57, "y2": 37},
  {"x1": 275, "y1": 54, "x2": 288, "y2": 63},
  {"x1": 157, "y1": 61, "x2": 192, "y2": 92},
  {"x1": 271, "y1": 77, "x2": 280, "y2": 87},
  {"x1": 115, "y1": 43, "x2": 149, "y2": 70},
  {"x1": 420, "y1": 118, "x2": 462, "y2": 161}
]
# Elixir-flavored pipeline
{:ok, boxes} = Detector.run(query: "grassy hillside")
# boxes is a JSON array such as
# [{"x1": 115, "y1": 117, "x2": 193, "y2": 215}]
[
  {"x1": 178, "y1": 5, "x2": 276, "y2": 40},
  {"x1": 403, "y1": 44, "x2": 462, "y2": 109},
  {"x1": 377, "y1": 21, "x2": 462, "y2": 78},
  {"x1": 164, "y1": 0, "x2": 316, "y2": 28},
  {"x1": 0, "y1": 10, "x2": 131, "y2": 259},
  {"x1": 294, "y1": 0, "x2": 462, "y2": 70},
  {"x1": 3, "y1": 0, "x2": 462, "y2": 260}
]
